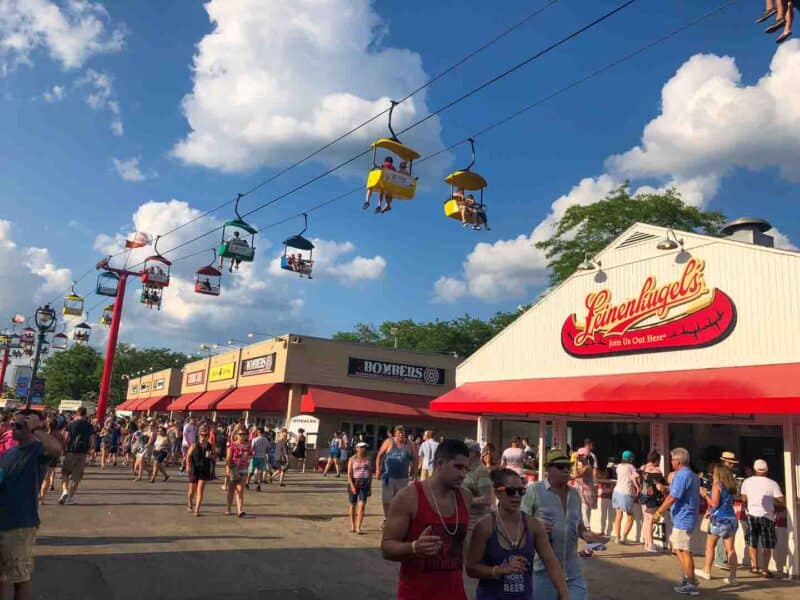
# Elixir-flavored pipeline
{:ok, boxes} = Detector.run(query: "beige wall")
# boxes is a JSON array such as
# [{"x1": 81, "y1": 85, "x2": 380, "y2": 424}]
[
  {"x1": 283, "y1": 336, "x2": 459, "y2": 395},
  {"x1": 206, "y1": 348, "x2": 241, "y2": 391},
  {"x1": 236, "y1": 339, "x2": 288, "y2": 386},
  {"x1": 126, "y1": 377, "x2": 141, "y2": 400},
  {"x1": 137, "y1": 374, "x2": 154, "y2": 397},
  {"x1": 180, "y1": 357, "x2": 210, "y2": 395}
]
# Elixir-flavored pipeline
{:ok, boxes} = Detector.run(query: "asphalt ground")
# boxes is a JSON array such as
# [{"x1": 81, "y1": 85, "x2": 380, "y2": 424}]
[{"x1": 27, "y1": 465, "x2": 800, "y2": 599}]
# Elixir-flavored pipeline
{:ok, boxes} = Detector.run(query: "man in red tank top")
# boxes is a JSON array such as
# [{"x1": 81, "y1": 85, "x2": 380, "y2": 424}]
[{"x1": 381, "y1": 439, "x2": 473, "y2": 600}]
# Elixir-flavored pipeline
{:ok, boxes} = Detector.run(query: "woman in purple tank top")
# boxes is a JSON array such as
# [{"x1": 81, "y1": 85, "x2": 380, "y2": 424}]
[{"x1": 467, "y1": 469, "x2": 570, "y2": 599}]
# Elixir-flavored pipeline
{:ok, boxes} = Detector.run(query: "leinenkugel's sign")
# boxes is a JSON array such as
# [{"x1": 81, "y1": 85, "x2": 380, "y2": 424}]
[
  {"x1": 348, "y1": 357, "x2": 445, "y2": 385},
  {"x1": 561, "y1": 258, "x2": 736, "y2": 357}
]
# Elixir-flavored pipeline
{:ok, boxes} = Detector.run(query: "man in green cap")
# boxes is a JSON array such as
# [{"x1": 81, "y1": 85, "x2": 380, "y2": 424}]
[{"x1": 521, "y1": 448, "x2": 606, "y2": 600}]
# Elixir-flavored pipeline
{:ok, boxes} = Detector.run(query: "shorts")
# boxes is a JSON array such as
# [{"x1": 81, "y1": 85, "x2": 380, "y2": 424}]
[
  {"x1": 348, "y1": 486, "x2": 370, "y2": 505},
  {"x1": 61, "y1": 453, "x2": 87, "y2": 482},
  {"x1": 420, "y1": 468, "x2": 433, "y2": 481},
  {"x1": 154, "y1": 450, "x2": 168, "y2": 463},
  {"x1": 612, "y1": 490, "x2": 634, "y2": 513},
  {"x1": 249, "y1": 457, "x2": 266, "y2": 473},
  {"x1": 229, "y1": 468, "x2": 248, "y2": 483},
  {"x1": 671, "y1": 528, "x2": 693, "y2": 551},
  {"x1": 746, "y1": 515, "x2": 777, "y2": 549},
  {"x1": 381, "y1": 477, "x2": 408, "y2": 504},
  {"x1": 329, "y1": 449, "x2": 341, "y2": 459},
  {"x1": 0, "y1": 527, "x2": 36, "y2": 584},
  {"x1": 709, "y1": 517, "x2": 738, "y2": 539},
  {"x1": 189, "y1": 472, "x2": 213, "y2": 483}
]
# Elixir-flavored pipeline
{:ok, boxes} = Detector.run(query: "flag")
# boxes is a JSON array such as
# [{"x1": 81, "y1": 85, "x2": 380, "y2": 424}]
[
  {"x1": 125, "y1": 231, "x2": 151, "y2": 249},
  {"x1": 11, "y1": 314, "x2": 26, "y2": 324}
]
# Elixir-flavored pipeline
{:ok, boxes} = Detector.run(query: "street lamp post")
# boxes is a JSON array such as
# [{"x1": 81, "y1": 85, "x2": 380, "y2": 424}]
[{"x1": 26, "y1": 304, "x2": 56, "y2": 409}]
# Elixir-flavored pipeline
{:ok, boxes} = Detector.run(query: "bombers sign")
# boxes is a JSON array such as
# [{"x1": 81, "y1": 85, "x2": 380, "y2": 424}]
[
  {"x1": 241, "y1": 353, "x2": 276, "y2": 377},
  {"x1": 561, "y1": 258, "x2": 736, "y2": 358},
  {"x1": 348, "y1": 357, "x2": 445, "y2": 385}
]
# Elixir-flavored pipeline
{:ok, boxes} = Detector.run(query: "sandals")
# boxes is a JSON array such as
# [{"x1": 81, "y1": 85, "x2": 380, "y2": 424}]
[
  {"x1": 237, "y1": 511, "x2": 246, "y2": 518},
  {"x1": 750, "y1": 567, "x2": 760, "y2": 575},
  {"x1": 756, "y1": 8, "x2": 777, "y2": 23},
  {"x1": 776, "y1": 31, "x2": 792, "y2": 44},
  {"x1": 381, "y1": 206, "x2": 392, "y2": 213},
  {"x1": 374, "y1": 206, "x2": 383, "y2": 214},
  {"x1": 765, "y1": 18, "x2": 786, "y2": 34},
  {"x1": 361, "y1": 202, "x2": 369, "y2": 210}
]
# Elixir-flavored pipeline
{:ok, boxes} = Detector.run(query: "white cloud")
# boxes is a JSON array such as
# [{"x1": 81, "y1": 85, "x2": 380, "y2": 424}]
[
  {"x1": 269, "y1": 238, "x2": 386, "y2": 284},
  {"x1": 76, "y1": 68, "x2": 122, "y2": 135},
  {"x1": 112, "y1": 157, "x2": 155, "y2": 182},
  {"x1": 437, "y1": 43, "x2": 800, "y2": 302},
  {"x1": 0, "y1": 0, "x2": 124, "y2": 75},
  {"x1": 172, "y1": 0, "x2": 445, "y2": 174},
  {"x1": 0, "y1": 219, "x2": 73, "y2": 318},
  {"x1": 42, "y1": 84, "x2": 64, "y2": 102}
]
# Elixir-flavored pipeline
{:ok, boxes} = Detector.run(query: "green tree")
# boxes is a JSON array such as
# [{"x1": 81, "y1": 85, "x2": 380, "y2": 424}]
[
  {"x1": 42, "y1": 344, "x2": 102, "y2": 406},
  {"x1": 534, "y1": 184, "x2": 727, "y2": 285},
  {"x1": 333, "y1": 309, "x2": 527, "y2": 358},
  {"x1": 105, "y1": 344, "x2": 191, "y2": 405}
]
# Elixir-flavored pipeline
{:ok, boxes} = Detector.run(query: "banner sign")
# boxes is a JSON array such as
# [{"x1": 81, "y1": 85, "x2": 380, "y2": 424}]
[
  {"x1": 186, "y1": 370, "x2": 205, "y2": 386},
  {"x1": 241, "y1": 353, "x2": 276, "y2": 377},
  {"x1": 208, "y1": 362, "x2": 236, "y2": 383},
  {"x1": 562, "y1": 258, "x2": 736, "y2": 358},
  {"x1": 347, "y1": 357, "x2": 445, "y2": 385}
]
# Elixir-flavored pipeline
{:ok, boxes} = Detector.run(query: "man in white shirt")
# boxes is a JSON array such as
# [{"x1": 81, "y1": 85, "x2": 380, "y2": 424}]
[
  {"x1": 740, "y1": 459, "x2": 785, "y2": 577},
  {"x1": 417, "y1": 430, "x2": 438, "y2": 481}
]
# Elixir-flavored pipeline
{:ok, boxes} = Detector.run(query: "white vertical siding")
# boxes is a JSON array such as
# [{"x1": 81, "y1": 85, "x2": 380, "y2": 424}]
[{"x1": 457, "y1": 225, "x2": 800, "y2": 384}]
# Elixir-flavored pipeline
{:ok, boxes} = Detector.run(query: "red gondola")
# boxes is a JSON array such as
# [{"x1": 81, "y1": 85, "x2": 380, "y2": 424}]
[{"x1": 194, "y1": 250, "x2": 222, "y2": 296}]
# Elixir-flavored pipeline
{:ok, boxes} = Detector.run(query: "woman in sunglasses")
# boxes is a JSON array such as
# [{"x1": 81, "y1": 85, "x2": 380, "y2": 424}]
[
  {"x1": 225, "y1": 428, "x2": 253, "y2": 517},
  {"x1": 467, "y1": 468, "x2": 570, "y2": 599},
  {"x1": 186, "y1": 427, "x2": 215, "y2": 516}
]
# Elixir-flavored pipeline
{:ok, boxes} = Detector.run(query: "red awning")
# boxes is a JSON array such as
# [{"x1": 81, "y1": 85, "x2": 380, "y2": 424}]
[
  {"x1": 135, "y1": 395, "x2": 174, "y2": 412},
  {"x1": 215, "y1": 384, "x2": 287, "y2": 412},
  {"x1": 115, "y1": 399, "x2": 139, "y2": 410},
  {"x1": 302, "y1": 386, "x2": 474, "y2": 422},
  {"x1": 430, "y1": 363, "x2": 800, "y2": 415},
  {"x1": 188, "y1": 388, "x2": 234, "y2": 411},
  {"x1": 166, "y1": 392, "x2": 205, "y2": 412}
]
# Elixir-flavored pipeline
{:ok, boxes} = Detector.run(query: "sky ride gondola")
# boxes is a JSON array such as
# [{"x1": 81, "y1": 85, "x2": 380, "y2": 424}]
[
  {"x1": 96, "y1": 271, "x2": 120, "y2": 297},
  {"x1": 100, "y1": 305, "x2": 114, "y2": 326},
  {"x1": 364, "y1": 101, "x2": 420, "y2": 213},
  {"x1": 140, "y1": 287, "x2": 163, "y2": 310},
  {"x1": 141, "y1": 236, "x2": 172, "y2": 288},
  {"x1": 62, "y1": 284, "x2": 84, "y2": 317},
  {"x1": 20, "y1": 326, "x2": 35, "y2": 346},
  {"x1": 280, "y1": 213, "x2": 314, "y2": 279},
  {"x1": 51, "y1": 332, "x2": 68, "y2": 351},
  {"x1": 195, "y1": 250, "x2": 222, "y2": 296},
  {"x1": 219, "y1": 194, "x2": 257, "y2": 273},
  {"x1": 443, "y1": 138, "x2": 489, "y2": 231},
  {"x1": 73, "y1": 321, "x2": 91, "y2": 344}
]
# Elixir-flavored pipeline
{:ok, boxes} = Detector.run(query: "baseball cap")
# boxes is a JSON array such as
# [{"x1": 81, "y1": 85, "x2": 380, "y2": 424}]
[
  {"x1": 622, "y1": 450, "x2": 634, "y2": 461},
  {"x1": 545, "y1": 448, "x2": 571, "y2": 466},
  {"x1": 753, "y1": 459, "x2": 768, "y2": 473}
]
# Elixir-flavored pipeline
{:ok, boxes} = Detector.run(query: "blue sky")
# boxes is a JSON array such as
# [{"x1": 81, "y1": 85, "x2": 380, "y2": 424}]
[{"x1": 1, "y1": 0, "x2": 798, "y2": 358}]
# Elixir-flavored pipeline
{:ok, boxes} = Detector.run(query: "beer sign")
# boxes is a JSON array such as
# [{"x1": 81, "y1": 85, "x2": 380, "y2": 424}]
[
  {"x1": 562, "y1": 258, "x2": 736, "y2": 357},
  {"x1": 348, "y1": 357, "x2": 445, "y2": 385},
  {"x1": 186, "y1": 370, "x2": 205, "y2": 386}
]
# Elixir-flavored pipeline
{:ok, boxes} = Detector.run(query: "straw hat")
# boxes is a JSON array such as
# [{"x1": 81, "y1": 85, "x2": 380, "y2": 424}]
[{"x1": 720, "y1": 451, "x2": 739, "y2": 464}]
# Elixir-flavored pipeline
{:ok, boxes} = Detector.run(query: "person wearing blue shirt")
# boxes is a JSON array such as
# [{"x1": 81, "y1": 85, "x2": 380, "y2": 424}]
[
  {"x1": 655, "y1": 447, "x2": 701, "y2": 596},
  {"x1": 0, "y1": 409, "x2": 62, "y2": 600}
]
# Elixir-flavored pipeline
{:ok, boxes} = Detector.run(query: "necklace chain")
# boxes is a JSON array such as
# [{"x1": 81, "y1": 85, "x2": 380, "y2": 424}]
[
  {"x1": 427, "y1": 483, "x2": 459, "y2": 536},
  {"x1": 496, "y1": 511, "x2": 522, "y2": 549}
]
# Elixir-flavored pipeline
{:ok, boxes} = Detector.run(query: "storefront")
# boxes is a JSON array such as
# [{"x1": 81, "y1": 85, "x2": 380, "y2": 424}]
[
  {"x1": 430, "y1": 219, "x2": 800, "y2": 578},
  {"x1": 124, "y1": 335, "x2": 474, "y2": 452},
  {"x1": 117, "y1": 368, "x2": 181, "y2": 415}
]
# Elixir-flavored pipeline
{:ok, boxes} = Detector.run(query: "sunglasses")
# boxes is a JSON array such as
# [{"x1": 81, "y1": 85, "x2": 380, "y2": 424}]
[
  {"x1": 496, "y1": 486, "x2": 525, "y2": 497},
  {"x1": 12, "y1": 422, "x2": 25, "y2": 431},
  {"x1": 549, "y1": 463, "x2": 571, "y2": 470}
]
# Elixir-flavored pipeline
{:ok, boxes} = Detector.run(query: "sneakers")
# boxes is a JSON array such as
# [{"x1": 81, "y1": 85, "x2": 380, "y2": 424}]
[
  {"x1": 724, "y1": 576, "x2": 736, "y2": 585},
  {"x1": 65, "y1": 496, "x2": 76, "y2": 505},
  {"x1": 256, "y1": 484, "x2": 261, "y2": 492},
  {"x1": 58, "y1": 492, "x2": 68, "y2": 505},
  {"x1": 673, "y1": 582, "x2": 700, "y2": 595},
  {"x1": 694, "y1": 569, "x2": 711, "y2": 581}
]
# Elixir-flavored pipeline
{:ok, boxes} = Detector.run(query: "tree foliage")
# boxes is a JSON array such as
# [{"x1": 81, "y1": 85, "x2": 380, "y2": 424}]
[
  {"x1": 534, "y1": 184, "x2": 727, "y2": 285},
  {"x1": 332, "y1": 309, "x2": 527, "y2": 358}
]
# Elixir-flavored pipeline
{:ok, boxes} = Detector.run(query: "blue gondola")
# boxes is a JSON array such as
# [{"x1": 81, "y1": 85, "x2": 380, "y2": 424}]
[{"x1": 280, "y1": 213, "x2": 314, "y2": 279}]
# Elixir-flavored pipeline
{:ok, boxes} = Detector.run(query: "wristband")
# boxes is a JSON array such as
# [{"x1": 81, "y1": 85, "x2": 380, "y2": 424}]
[{"x1": 411, "y1": 541, "x2": 417, "y2": 555}]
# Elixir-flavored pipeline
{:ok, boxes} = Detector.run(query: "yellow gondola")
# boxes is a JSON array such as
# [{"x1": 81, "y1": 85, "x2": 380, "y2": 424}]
[
  {"x1": 443, "y1": 138, "x2": 489, "y2": 231},
  {"x1": 100, "y1": 305, "x2": 114, "y2": 326},
  {"x1": 364, "y1": 101, "x2": 420, "y2": 208},
  {"x1": 62, "y1": 285, "x2": 84, "y2": 317}
]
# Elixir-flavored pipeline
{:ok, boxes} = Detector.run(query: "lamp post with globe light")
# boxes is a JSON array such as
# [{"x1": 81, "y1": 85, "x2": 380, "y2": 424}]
[{"x1": 26, "y1": 304, "x2": 56, "y2": 408}]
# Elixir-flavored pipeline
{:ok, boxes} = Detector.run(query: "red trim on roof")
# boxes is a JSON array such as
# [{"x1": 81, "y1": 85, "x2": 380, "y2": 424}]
[
  {"x1": 302, "y1": 386, "x2": 474, "y2": 422},
  {"x1": 135, "y1": 395, "x2": 174, "y2": 412},
  {"x1": 116, "y1": 399, "x2": 138, "y2": 410},
  {"x1": 188, "y1": 388, "x2": 234, "y2": 411},
  {"x1": 215, "y1": 384, "x2": 287, "y2": 412},
  {"x1": 430, "y1": 363, "x2": 800, "y2": 415},
  {"x1": 167, "y1": 392, "x2": 206, "y2": 412}
]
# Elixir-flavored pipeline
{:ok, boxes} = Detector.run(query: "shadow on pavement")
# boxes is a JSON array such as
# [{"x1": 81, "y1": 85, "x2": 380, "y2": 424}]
[{"x1": 37, "y1": 534, "x2": 281, "y2": 546}]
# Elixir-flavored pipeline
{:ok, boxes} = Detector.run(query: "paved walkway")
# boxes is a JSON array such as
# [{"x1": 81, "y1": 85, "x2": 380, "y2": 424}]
[{"x1": 31, "y1": 466, "x2": 799, "y2": 599}]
